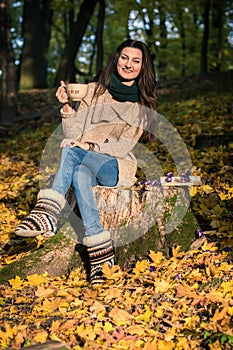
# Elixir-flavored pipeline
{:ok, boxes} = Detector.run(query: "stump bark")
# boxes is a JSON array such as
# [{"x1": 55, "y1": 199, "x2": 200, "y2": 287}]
[{"x1": 0, "y1": 184, "x2": 199, "y2": 284}]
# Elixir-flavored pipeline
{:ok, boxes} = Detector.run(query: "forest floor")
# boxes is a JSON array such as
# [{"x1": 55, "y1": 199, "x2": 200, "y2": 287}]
[{"x1": 0, "y1": 71, "x2": 232, "y2": 349}]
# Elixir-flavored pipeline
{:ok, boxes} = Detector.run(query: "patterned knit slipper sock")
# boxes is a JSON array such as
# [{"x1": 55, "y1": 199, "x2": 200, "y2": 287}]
[
  {"x1": 15, "y1": 212, "x2": 57, "y2": 237},
  {"x1": 84, "y1": 231, "x2": 115, "y2": 286},
  {"x1": 15, "y1": 189, "x2": 65, "y2": 237}
]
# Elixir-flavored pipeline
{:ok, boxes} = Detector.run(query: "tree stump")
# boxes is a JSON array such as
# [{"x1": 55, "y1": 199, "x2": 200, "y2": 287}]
[
  {"x1": 60, "y1": 183, "x2": 199, "y2": 268},
  {"x1": 65, "y1": 183, "x2": 195, "y2": 248},
  {"x1": 0, "y1": 184, "x2": 199, "y2": 284},
  {"x1": 94, "y1": 184, "x2": 165, "y2": 247}
]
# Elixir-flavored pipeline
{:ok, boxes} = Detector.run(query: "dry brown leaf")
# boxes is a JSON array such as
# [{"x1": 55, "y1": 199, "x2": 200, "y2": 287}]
[
  {"x1": 109, "y1": 306, "x2": 132, "y2": 325},
  {"x1": 90, "y1": 300, "x2": 106, "y2": 314}
]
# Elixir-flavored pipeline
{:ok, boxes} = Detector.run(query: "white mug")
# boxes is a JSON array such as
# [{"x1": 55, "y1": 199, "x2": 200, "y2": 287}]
[{"x1": 66, "y1": 83, "x2": 88, "y2": 101}]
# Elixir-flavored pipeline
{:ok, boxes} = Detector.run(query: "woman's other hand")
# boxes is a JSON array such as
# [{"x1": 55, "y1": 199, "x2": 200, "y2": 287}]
[
  {"x1": 60, "y1": 138, "x2": 75, "y2": 148},
  {"x1": 60, "y1": 139, "x2": 90, "y2": 151},
  {"x1": 70, "y1": 140, "x2": 90, "y2": 150}
]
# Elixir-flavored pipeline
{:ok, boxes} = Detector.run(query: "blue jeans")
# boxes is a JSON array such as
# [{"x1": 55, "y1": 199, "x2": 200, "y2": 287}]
[{"x1": 52, "y1": 146, "x2": 118, "y2": 236}]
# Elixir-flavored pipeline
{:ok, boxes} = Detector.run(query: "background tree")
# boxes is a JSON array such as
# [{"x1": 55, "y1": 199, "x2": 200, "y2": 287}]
[
  {"x1": 201, "y1": 0, "x2": 211, "y2": 75},
  {"x1": 95, "y1": 0, "x2": 105, "y2": 73},
  {"x1": 157, "y1": 0, "x2": 168, "y2": 79},
  {"x1": 54, "y1": 0, "x2": 98, "y2": 85},
  {"x1": 211, "y1": 0, "x2": 224, "y2": 71},
  {"x1": 0, "y1": 0, "x2": 17, "y2": 125},
  {"x1": 174, "y1": 0, "x2": 186, "y2": 76},
  {"x1": 19, "y1": 0, "x2": 53, "y2": 89},
  {"x1": 136, "y1": 1, "x2": 158, "y2": 64}
]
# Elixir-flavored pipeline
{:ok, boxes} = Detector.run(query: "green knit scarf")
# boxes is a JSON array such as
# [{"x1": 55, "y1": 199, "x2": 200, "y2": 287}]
[{"x1": 108, "y1": 73, "x2": 139, "y2": 102}]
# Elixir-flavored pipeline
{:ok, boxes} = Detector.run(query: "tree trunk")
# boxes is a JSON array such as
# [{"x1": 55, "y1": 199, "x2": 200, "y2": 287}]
[
  {"x1": 95, "y1": 0, "x2": 105, "y2": 73},
  {"x1": 55, "y1": 0, "x2": 98, "y2": 85},
  {"x1": 140, "y1": 7, "x2": 157, "y2": 64},
  {"x1": 0, "y1": 185, "x2": 199, "y2": 284},
  {"x1": 19, "y1": 0, "x2": 53, "y2": 89},
  {"x1": 201, "y1": 0, "x2": 210, "y2": 75},
  {"x1": 158, "y1": 1, "x2": 168, "y2": 79},
  {"x1": 212, "y1": 0, "x2": 224, "y2": 71},
  {"x1": 0, "y1": 0, "x2": 18, "y2": 125},
  {"x1": 176, "y1": 0, "x2": 186, "y2": 77}
]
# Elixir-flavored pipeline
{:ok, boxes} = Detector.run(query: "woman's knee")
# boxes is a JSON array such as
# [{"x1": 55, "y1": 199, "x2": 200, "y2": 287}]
[
  {"x1": 72, "y1": 165, "x2": 96, "y2": 187},
  {"x1": 61, "y1": 146, "x2": 85, "y2": 166}
]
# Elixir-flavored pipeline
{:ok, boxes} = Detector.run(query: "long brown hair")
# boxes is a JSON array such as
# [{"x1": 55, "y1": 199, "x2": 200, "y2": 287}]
[{"x1": 92, "y1": 39, "x2": 158, "y2": 141}]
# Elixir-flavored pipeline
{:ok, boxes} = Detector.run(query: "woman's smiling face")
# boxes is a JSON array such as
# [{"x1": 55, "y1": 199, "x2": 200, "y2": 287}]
[{"x1": 117, "y1": 47, "x2": 143, "y2": 85}]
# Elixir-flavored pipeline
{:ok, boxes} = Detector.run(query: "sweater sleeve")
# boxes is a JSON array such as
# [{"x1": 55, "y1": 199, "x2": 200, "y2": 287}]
[
  {"x1": 61, "y1": 103, "x2": 89, "y2": 140},
  {"x1": 61, "y1": 110, "x2": 81, "y2": 139}
]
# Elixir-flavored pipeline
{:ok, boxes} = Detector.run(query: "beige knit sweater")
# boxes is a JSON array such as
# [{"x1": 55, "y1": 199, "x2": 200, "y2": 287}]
[{"x1": 61, "y1": 82, "x2": 145, "y2": 186}]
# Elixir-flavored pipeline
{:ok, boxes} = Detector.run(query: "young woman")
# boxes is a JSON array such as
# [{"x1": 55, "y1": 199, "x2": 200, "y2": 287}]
[{"x1": 15, "y1": 39, "x2": 158, "y2": 285}]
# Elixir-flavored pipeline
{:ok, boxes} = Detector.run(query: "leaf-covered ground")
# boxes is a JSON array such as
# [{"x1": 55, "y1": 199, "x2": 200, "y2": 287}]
[
  {"x1": 0, "y1": 72, "x2": 232, "y2": 349},
  {"x1": 0, "y1": 246, "x2": 233, "y2": 350}
]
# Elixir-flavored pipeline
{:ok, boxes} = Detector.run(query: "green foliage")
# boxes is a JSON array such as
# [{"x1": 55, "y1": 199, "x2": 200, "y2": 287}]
[
  {"x1": 203, "y1": 331, "x2": 233, "y2": 347},
  {"x1": 8, "y1": 0, "x2": 233, "y2": 87}
]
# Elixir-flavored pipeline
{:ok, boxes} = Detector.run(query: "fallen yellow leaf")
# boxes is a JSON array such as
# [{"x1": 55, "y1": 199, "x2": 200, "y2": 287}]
[
  {"x1": 149, "y1": 250, "x2": 164, "y2": 264},
  {"x1": 102, "y1": 263, "x2": 123, "y2": 279},
  {"x1": 27, "y1": 273, "x2": 48, "y2": 286},
  {"x1": 126, "y1": 325, "x2": 146, "y2": 336},
  {"x1": 33, "y1": 331, "x2": 48, "y2": 343},
  {"x1": 8, "y1": 275, "x2": 23, "y2": 290},
  {"x1": 50, "y1": 320, "x2": 60, "y2": 333}
]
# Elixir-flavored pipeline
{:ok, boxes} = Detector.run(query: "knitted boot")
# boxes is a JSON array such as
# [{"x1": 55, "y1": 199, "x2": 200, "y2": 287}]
[
  {"x1": 15, "y1": 189, "x2": 66, "y2": 237},
  {"x1": 83, "y1": 231, "x2": 115, "y2": 286}
]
